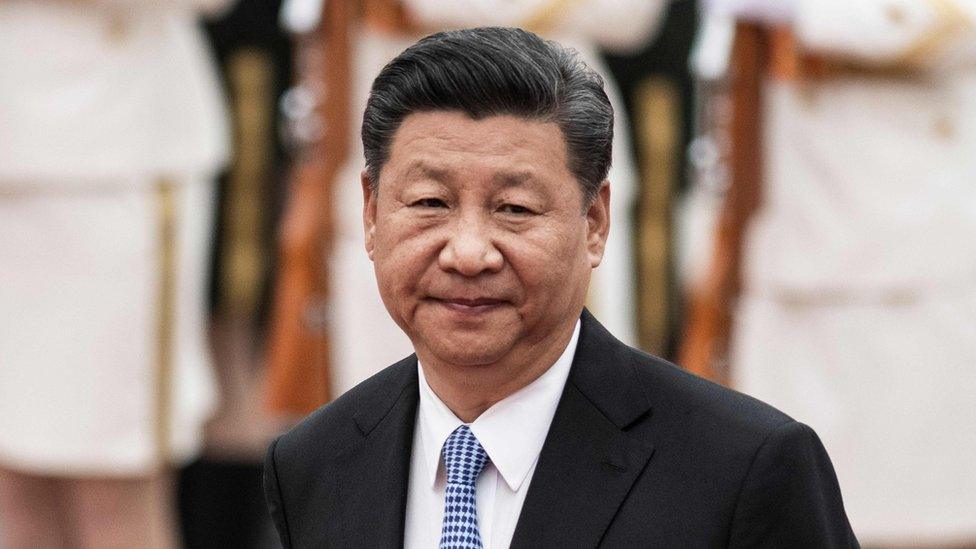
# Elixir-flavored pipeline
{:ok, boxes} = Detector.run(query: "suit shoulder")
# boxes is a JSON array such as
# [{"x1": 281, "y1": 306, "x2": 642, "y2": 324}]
[
  {"x1": 272, "y1": 355, "x2": 417, "y2": 464},
  {"x1": 628, "y1": 348, "x2": 795, "y2": 440}
]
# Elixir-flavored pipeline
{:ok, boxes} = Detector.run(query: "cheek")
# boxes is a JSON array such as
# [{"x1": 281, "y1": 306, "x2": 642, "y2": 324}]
[
  {"x1": 502, "y1": 227, "x2": 590, "y2": 298},
  {"x1": 374, "y1": 226, "x2": 442, "y2": 290}
]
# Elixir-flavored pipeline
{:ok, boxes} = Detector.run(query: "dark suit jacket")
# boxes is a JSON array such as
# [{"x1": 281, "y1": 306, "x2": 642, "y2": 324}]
[{"x1": 264, "y1": 310, "x2": 858, "y2": 547}]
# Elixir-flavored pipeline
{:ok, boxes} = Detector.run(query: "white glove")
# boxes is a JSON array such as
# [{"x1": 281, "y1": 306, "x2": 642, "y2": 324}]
[{"x1": 704, "y1": 0, "x2": 798, "y2": 25}]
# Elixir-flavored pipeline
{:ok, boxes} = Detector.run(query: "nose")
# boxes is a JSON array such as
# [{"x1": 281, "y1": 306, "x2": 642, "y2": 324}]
[{"x1": 438, "y1": 217, "x2": 504, "y2": 277}]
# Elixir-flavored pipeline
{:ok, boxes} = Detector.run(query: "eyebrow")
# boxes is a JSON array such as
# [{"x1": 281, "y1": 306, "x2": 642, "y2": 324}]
[
  {"x1": 401, "y1": 162, "x2": 452, "y2": 182},
  {"x1": 401, "y1": 162, "x2": 545, "y2": 190},
  {"x1": 492, "y1": 171, "x2": 549, "y2": 195}
]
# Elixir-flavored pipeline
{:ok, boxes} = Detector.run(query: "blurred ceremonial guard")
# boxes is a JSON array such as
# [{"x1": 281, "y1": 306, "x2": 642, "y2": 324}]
[
  {"x1": 0, "y1": 0, "x2": 230, "y2": 546},
  {"x1": 685, "y1": 1, "x2": 976, "y2": 544},
  {"x1": 178, "y1": 1, "x2": 293, "y2": 547},
  {"x1": 603, "y1": 1, "x2": 699, "y2": 358}
]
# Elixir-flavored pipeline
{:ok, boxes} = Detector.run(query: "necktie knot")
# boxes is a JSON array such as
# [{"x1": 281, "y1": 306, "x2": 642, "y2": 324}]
[{"x1": 442, "y1": 425, "x2": 489, "y2": 487}]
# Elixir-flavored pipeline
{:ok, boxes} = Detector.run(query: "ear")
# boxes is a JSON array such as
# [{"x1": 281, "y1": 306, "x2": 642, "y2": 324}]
[
  {"x1": 585, "y1": 180, "x2": 611, "y2": 268},
  {"x1": 362, "y1": 170, "x2": 377, "y2": 261}
]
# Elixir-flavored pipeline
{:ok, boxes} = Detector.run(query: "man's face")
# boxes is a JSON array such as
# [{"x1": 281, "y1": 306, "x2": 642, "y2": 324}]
[{"x1": 363, "y1": 112, "x2": 610, "y2": 371}]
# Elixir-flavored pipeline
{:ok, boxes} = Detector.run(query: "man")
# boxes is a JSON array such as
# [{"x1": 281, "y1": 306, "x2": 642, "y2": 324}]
[{"x1": 264, "y1": 27, "x2": 856, "y2": 548}]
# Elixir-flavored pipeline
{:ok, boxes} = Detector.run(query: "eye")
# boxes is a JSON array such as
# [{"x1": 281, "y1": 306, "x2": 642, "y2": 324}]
[
  {"x1": 498, "y1": 203, "x2": 534, "y2": 215},
  {"x1": 411, "y1": 198, "x2": 448, "y2": 208}
]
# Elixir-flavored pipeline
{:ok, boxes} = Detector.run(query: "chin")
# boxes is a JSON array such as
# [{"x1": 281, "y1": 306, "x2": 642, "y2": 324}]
[{"x1": 425, "y1": 337, "x2": 512, "y2": 368}]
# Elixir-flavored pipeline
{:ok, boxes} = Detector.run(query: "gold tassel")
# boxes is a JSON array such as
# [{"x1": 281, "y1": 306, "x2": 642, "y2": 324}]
[
  {"x1": 634, "y1": 77, "x2": 680, "y2": 356},
  {"x1": 154, "y1": 179, "x2": 177, "y2": 465}
]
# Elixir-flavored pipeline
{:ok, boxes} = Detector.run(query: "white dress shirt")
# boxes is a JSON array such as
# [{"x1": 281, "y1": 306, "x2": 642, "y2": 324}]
[{"x1": 404, "y1": 321, "x2": 580, "y2": 549}]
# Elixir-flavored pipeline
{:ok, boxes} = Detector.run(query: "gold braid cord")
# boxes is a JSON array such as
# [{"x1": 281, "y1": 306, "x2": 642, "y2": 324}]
[
  {"x1": 770, "y1": 1, "x2": 975, "y2": 82},
  {"x1": 634, "y1": 77, "x2": 680, "y2": 357},
  {"x1": 896, "y1": 0, "x2": 973, "y2": 68},
  {"x1": 154, "y1": 179, "x2": 177, "y2": 465}
]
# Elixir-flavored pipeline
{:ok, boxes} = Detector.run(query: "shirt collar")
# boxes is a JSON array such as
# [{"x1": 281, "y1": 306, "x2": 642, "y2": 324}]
[{"x1": 417, "y1": 320, "x2": 580, "y2": 492}]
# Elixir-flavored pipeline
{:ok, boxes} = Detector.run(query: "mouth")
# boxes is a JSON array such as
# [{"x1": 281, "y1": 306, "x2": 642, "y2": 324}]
[{"x1": 430, "y1": 297, "x2": 507, "y2": 315}]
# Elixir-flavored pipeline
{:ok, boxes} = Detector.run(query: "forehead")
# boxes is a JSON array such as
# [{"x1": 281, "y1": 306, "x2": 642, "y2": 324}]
[{"x1": 381, "y1": 112, "x2": 574, "y2": 187}]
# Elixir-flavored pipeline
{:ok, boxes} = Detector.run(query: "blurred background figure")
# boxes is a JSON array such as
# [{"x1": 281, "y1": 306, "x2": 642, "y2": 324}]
[
  {"x1": 684, "y1": 1, "x2": 976, "y2": 545},
  {"x1": 177, "y1": 1, "x2": 293, "y2": 547},
  {"x1": 0, "y1": 0, "x2": 231, "y2": 546}
]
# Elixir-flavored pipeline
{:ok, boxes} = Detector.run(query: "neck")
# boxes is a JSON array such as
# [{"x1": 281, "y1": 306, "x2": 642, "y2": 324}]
[{"x1": 419, "y1": 321, "x2": 577, "y2": 423}]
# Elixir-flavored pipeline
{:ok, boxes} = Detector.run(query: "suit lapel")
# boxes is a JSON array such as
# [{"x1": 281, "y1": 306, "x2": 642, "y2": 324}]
[
  {"x1": 510, "y1": 311, "x2": 656, "y2": 548},
  {"x1": 333, "y1": 358, "x2": 419, "y2": 548}
]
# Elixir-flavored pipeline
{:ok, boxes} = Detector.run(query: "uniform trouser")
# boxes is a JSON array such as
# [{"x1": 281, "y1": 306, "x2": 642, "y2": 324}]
[
  {"x1": 0, "y1": 175, "x2": 217, "y2": 476},
  {"x1": 732, "y1": 285, "x2": 976, "y2": 544}
]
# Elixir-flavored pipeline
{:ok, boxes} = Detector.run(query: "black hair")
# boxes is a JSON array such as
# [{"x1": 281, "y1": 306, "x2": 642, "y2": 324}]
[{"x1": 361, "y1": 26, "x2": 613, "y2": 204}]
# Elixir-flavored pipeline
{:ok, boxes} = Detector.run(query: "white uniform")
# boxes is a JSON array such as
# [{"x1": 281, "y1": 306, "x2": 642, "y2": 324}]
[
  {"x1": 329, "y1": 1, "x2": 667, "y2": 396},
  {"x1": 727, "y1": 1, "x2": 976, "y2": 543},
  {"x1": 0, "y1": 0, "x2": 230, "y2": 475}
]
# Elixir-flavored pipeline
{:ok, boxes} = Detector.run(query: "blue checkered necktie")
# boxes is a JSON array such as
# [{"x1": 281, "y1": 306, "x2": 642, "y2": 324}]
[{"x1": 439, "y1": 425, "x2": 491, "y2": 549}]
